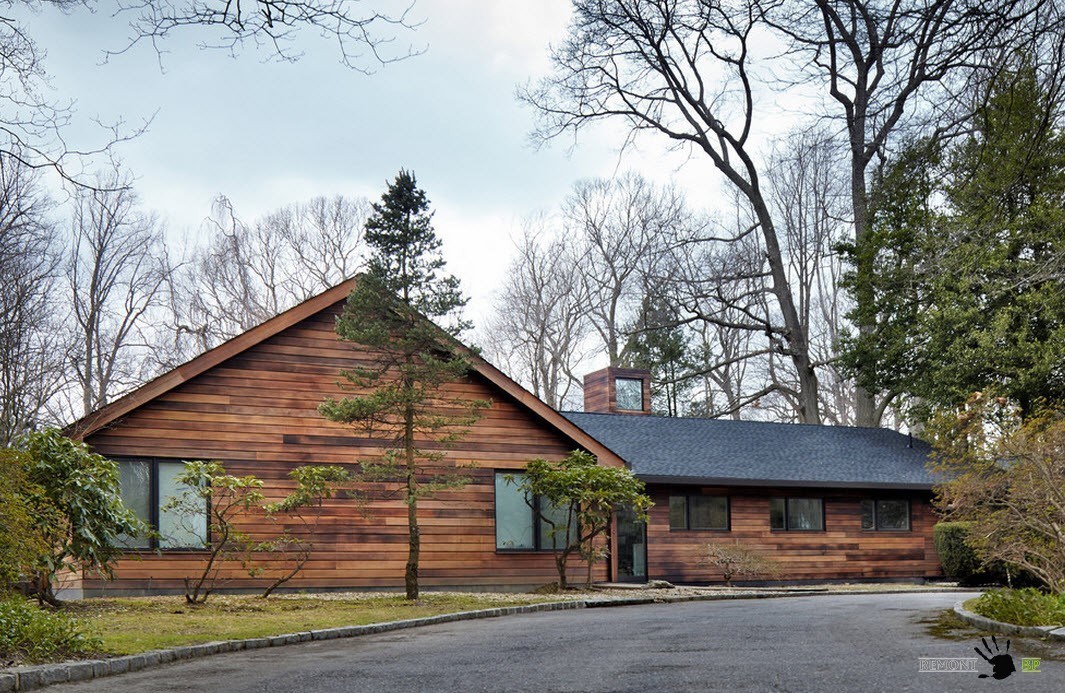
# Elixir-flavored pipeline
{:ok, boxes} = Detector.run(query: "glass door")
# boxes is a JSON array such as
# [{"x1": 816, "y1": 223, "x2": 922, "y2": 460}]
[{"x1": 615, "y1": 506, "x2": 647, "y2": 582}]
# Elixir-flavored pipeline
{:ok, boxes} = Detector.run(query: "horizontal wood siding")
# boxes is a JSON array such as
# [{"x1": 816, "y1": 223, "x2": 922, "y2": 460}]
[
  {"x1": 84, "y1": 301, "x2": 607, "y2": 593},
  {"x1": 646, "y1": 485, "x2": 942, "y2": 583}
]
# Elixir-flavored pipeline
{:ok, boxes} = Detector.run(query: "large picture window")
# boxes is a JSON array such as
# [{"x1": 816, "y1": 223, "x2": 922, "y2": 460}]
[
  {"x1": 769, "y1": 497, "x2": 824, "y2": 531},
  {"x1": 494, "y1": 472, "x2": 576, "y2": 551},
  {"x1": 116, "y1": 459, "x2": 209, "y2": 550},
  {"x1": 668, "y1": 495, "x2": 729, "y2": 531},
  {"x1": 861, "y1": 499, "x2": 910, "y2": 531}
]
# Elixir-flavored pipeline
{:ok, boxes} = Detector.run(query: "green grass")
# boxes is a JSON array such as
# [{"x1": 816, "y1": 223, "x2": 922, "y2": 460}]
[
  {"x1": 63, "y1": 593, "x2": 562, "y2": 655},
  {"x1": 966, "y1": 588, "x2": 1065, "y2": 627}
]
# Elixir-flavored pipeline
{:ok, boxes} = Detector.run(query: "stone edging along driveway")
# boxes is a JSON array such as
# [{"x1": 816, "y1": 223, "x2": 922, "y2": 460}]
[
  {"x1": 953, "y1": 600, "x2": 1065, "y2": 642},
  {"x1": 0, "y1": 588, "x2": 974, "y2": 692}
]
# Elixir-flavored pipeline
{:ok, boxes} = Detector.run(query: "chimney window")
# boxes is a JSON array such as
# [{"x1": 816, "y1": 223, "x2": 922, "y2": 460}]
[{"x1": 615, "y1": 377, "x2": 644, "y2": 411}]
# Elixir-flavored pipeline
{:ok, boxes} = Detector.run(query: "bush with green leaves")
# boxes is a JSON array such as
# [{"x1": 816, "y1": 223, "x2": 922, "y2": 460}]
[
  {"x1": 163, "y1": 461, "x2": 266, "y2": 604},
  {"x1": 0, "y1": 596, "x2": 100, "y2": 664},
  {"x1": 933, "y1": 522, "x2": 984, "y2": 583},
  {"x1": 971, "y1": 588, "x2": 1065, "y2": 627},
  {"x1": 0, "y1": 449, "x2": 46, "y2": 591},
  {"x1": 16, "y1": 429, "x2": 144, "y2": 605}
]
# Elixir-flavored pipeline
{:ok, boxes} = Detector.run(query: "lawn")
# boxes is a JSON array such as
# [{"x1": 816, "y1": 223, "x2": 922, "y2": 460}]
[{"x1": 64, "y1": 593, "x2": 565, "y2": 655}]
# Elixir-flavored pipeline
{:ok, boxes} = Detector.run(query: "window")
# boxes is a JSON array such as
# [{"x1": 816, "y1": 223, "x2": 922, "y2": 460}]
[
  {"x1": 769, "y1": 497, "x2": 824, "y2": 531},
  {"x1": 668, "y1": 495, "x2": 729, "y2": 530},
  {"x1": 116, "y1": 459, "x2": 209, "y2": 550},
  {"x1": 861, "y1": 499, "x2": 910, "y2": 531},
  {"x1": 494, "y1": 472, "x2": 576, "y2": 551},
  {"x1": 615, "y1": 377, "x2": 644, "y2": 411}
]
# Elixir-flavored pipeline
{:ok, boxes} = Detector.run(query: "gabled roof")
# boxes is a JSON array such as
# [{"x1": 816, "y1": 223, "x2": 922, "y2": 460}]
[
  {"x1": 67, "y1": 278, "x2": 625, "y2": 467},
  {"x1": 563, "y1": 412, "x2": 936, "y2": 490}
]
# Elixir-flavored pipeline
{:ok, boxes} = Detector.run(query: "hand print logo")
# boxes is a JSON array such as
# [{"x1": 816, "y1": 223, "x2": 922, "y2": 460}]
[{"x1": 974, "y1": 636, "x2": 1016, "y2": 680}]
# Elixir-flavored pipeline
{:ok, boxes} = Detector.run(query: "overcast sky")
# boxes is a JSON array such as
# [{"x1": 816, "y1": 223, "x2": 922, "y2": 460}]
[{"x1": 31, "y1": 1, "x2": 758, "y2": 328}]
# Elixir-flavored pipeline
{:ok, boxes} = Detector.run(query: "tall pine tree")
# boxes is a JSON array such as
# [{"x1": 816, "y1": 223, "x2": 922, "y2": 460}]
[{"x1": 319, "y1": 170, "x2": 489, "y2": 599}]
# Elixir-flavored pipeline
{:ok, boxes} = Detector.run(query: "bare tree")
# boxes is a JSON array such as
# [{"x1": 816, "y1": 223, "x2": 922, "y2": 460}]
[
  {"x1": 767, "y1": 128, "x2": 856, "y2": 424},
  {"x1": 564, "y1": 173, "x2": 690, "y2": 365},
  {"x1": 168, "y1": 194, "x2": 368, "y2": 361},
  {"x1": 0, "y1": 0, "x2": 415, "y2": 194},
  {"x1": 524, "y1": 0, "x2": 823, "y2": 422},
  {"x1": 67, "y1": 174, "x2": 172, "y2": 417},
  {"x1": 484, "y1": 218, "x2": 592, "y2": 410},
  {"x1": 0, "y1": 153, "x2": 66, "y2": 442},
  {"x1": 111, "y1": 0, "x2": 420, "y2": 69}
]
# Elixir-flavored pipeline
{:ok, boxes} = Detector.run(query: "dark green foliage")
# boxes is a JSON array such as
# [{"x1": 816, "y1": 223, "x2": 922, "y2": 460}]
[
  {"x1": 0, "y1": 596, "x2": 100, "y2": 664},
  {"x1": 840, "y1": 63, "x2": 1065, "y2": 418},
  {"x1": 17, "y1": 429, "x2": 144, "y2": 605},
  {"x1": 933, "y1": 522, "x2": 984, "y2": 584},
  {"x1": 319, "y1": 170, "x2": 489, "y2": 600},
  {"x1": 514, "y1": 450, "x2": 652, "y2": 589},
  {"x1": 623, "y1": 292, "x2": 692, "y2": 416},
  {"x1": 971, "y1": 588, "x2": 1065, "y2": 627}
]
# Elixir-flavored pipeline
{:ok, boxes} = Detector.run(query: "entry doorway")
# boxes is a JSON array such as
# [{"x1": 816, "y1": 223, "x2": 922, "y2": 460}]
[{"x1": 615, "y1": 506, "x2": 647, "y2": 582}]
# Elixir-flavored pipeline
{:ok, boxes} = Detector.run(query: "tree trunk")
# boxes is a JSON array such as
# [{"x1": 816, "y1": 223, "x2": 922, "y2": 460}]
[
  {"x1": 556, "y1": 551, "x2": 568, "y2": 590},
  {"x1": 750, "y1": 197, "x2": 821, "y2": 424},
  {"x1": 404, "y1": 401, "x2": 420, "y2": 600},
  {"x1": 850, "y1": 158, "x2": 878, "y2": 427}
]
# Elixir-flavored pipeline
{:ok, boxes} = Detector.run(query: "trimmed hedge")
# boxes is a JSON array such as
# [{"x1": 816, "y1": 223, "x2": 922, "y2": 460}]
[{"x1": 934, "y1": 522, "x2": 981, "y2": 581}]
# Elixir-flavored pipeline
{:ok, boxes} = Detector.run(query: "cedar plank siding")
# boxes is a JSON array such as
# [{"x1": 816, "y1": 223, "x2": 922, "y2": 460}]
[
  {"x1": 82, "y1": 300, "x2": 607, "y2": 594},
  {"x1": 645, "y1": 485, "x2": 941, "y2": 583}
]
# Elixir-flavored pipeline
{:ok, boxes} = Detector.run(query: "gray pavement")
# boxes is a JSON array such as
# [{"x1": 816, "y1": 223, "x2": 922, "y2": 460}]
[{"x1": 55, "y1": 592, "x2": 1064, "y2": 692}]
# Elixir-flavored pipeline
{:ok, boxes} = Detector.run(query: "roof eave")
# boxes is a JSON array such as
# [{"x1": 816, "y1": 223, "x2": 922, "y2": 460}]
[{"x1": 636, "y1": 474, "x2": 935, "y2": 491}]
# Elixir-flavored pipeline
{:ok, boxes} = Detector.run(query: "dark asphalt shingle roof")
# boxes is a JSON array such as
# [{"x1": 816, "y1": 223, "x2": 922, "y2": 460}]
[{"x1": 562, "y1": 412, "x2": 936, "y2": 489}]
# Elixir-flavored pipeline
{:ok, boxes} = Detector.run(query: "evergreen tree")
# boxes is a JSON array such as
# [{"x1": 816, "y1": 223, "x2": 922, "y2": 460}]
[
  {"x1": 841, "y1": 63, "x2": 1065, "y2": 419},
  {"x1": 623, "y1": 291, "x2": 692, "y2": 416},
  {"x1": 319, "y1": 170, "x2": 489, "y2": 599}
]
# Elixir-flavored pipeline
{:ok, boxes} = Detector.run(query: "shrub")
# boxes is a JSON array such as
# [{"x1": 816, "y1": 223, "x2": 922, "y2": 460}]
[
  {"x1": 929, "y1": 400, "x2": 1065, "y2": 592},
  {"x1": 970, "y1": 588, "x2": 1065, "y2": 627},
  {"x1": 934, "y1": 522, "x2": 984, "y2": 584},
  {"x1": 0, "y1": 596, "x2": 100, "y2": 664},
  {"x1": 704, "y1": 542, "x2": 781, "y2": 586}
]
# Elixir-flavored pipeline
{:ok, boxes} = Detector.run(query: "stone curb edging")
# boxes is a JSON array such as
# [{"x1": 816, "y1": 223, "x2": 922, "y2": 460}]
[
  {"x1": 0, "y1": 600, "x2": 589, "y2": 692},
  {"x1": 0, "y1": 589, "x2": 981, "y2": 691},
  {"x1": 953, "y1": 600, "x2": 1065, "y2": 642}
]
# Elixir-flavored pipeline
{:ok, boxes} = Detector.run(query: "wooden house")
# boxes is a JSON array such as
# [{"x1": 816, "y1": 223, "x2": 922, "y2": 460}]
[{"x1": 67, "y1": 280, "x2": 941, "y2": 595}]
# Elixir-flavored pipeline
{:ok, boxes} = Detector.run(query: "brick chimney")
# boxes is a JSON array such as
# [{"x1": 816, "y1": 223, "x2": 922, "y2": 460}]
[{"x1": 583, "y1": 367, "x2": 652, "y2": 415}]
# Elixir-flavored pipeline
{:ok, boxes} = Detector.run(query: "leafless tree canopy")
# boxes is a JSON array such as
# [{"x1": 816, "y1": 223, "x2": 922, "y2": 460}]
[
  {"x1": 167, "y1": 194, "x2": 368, "y2": 363},
  {"x1": 66, "y1": 174, "x2": 172, "y2": 416},
  {"x1": 485, "y1": 218, "x2": 592, "y2": 410},
  {"x1": 111, "y1": 0, "x2": 421, "y2": 70},
  {"x1": 0, "y1": 153, "x2": 64, "y2": 443}
]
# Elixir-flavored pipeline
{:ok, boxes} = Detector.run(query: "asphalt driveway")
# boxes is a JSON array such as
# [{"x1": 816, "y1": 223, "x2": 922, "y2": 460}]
[{"x1": 56, "y1": 592, "x2": 1063, "y2": 692}]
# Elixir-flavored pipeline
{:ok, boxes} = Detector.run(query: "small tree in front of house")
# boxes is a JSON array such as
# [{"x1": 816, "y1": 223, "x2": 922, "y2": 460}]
[
  {"x1": 319, "y1": 170, "x2": 490, "y2": 600},
  {"x1": 928, "y1": 394, "x2": 1065, "y2": 593},
  {"x1": 163, "y1": 461, "x2": 266, "y2": 604},
  {"x1": 18, "y1": 429, "x2": 144, "y2": 605},
  {"x1": 515, "y1": 450, "x2": 652, "y2": 589},
  {"x1": 258, "y1": 465, "x2": 363, "y2": 598}
]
